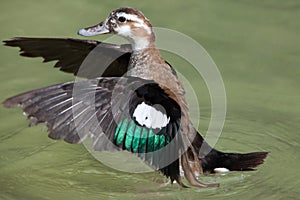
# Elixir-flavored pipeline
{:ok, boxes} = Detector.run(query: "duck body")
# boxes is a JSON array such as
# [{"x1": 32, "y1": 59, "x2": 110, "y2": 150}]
[{"x1": 3, "y1": 7, "x2": 268, "y2": 188}]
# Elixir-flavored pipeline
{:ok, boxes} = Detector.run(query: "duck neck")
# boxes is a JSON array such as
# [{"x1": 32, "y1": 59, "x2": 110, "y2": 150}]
[
  {"x1": 129, "y1": 31, "x2": 155, "y2": 50},
  {"x1": 131, "y1": 37, "x2": 153, "y2": 51},
  {"x1": 128, "y1": 44, "x2": 165, "y2": 78}
]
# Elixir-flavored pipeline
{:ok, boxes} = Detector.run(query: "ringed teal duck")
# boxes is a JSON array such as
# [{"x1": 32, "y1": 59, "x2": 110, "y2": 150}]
[{"x1": 3, "y1": 7, "x2": 268, "y2": 188}]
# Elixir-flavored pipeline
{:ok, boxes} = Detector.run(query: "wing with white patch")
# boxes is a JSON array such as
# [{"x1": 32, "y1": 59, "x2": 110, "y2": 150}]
[{"x1": 2, "y1": 76, "x2": 182, "y2": 180}]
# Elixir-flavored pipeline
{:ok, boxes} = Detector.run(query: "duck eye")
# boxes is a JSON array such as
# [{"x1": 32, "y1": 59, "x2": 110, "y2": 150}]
[{"x1": 118, "y1": 16, "x2": 126, "y2": 23}]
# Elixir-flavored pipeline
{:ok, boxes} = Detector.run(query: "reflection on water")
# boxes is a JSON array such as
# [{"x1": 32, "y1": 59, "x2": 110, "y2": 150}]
[{"x1": 1, "y1": 0, "x2": 300, "y2": 200}]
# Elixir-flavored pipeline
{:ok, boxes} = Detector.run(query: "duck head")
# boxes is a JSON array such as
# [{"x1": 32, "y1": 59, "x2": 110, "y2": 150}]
[{"x1": 78, "y1": 7, "x2": 155, "y2": 50}]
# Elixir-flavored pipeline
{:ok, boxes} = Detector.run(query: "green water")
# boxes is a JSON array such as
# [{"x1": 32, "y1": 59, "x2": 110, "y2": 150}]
[{"x1": 0, "y1": 0, "x2": 299, "y2": 199}]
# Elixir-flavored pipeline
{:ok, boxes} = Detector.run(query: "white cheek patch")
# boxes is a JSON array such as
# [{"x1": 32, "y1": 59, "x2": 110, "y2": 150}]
[
  {"x1": 133, "y1": 102, "x2": 170, "y2": 129},
  {"x1": 114, "y1": 25, "x2": 132, "y2": 36}
]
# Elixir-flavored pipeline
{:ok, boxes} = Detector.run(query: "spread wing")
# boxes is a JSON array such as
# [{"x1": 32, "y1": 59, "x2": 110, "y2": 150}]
[
  {"x1": 2, "y1": 77, "x2": 183, "y2": 182},
  {"x1": 3, "y1": 37, "x2": 132, "y2": 78},
  {"x1": 3, "y1": 37, "x2": 178, "y2": 78}
]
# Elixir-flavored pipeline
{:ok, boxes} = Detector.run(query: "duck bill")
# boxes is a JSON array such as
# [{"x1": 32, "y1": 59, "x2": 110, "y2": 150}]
[{"x1": 78, "y1": 21, "x2": 110, "y2": 36}]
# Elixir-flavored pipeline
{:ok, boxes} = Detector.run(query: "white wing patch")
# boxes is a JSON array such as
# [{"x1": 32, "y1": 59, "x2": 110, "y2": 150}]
[{"x1": 133, "y1": 102, "x2": 170, "y2": 129}]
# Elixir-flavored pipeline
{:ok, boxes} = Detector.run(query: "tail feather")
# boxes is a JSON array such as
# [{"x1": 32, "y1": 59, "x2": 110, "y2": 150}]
[
  {"x1": 191, "y1": 131, "x2": 269, "y2": 173},
  {"x1": 202, "y1": 150, "x2": 268, "y2": 173},
  {"x1": 226, "y1": 152, "x2": 268, "y2": 170}
]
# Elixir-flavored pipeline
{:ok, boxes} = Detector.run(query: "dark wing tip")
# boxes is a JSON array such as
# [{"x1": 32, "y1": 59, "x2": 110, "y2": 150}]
[
  {"x1": 3, "y1": 38, "x2": 15, "y2": 46},
  {"x1": 2, "y1": 97, "x2": 19, "y2": 108},
  {"x1": 3, "y1": 37, "x2": 25, "y2": 47}
]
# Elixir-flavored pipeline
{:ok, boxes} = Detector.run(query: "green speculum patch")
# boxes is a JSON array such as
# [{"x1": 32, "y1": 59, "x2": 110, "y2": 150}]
[{"x1": 114, "y1": 119, "x2": 170, "y2": 153}]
